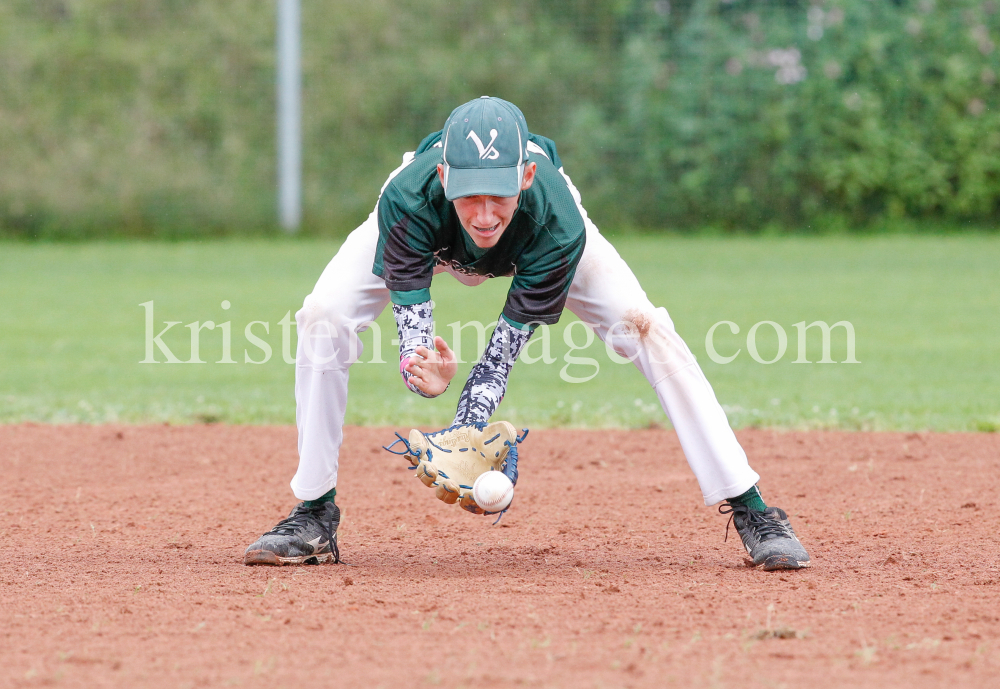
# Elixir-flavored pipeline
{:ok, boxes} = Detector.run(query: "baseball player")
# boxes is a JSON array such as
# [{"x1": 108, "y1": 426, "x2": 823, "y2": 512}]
[{"x1": 244, "y1": 96, "x2": 810, "y2": 571}]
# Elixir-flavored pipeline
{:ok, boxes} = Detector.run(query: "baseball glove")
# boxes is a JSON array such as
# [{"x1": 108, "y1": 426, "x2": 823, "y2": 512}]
[{"x1": 384, "y1": 421, "x2": 528, "y2": 515}]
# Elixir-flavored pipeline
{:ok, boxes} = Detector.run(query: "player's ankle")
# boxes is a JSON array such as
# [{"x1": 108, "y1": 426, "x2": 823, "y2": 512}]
[
  {"x1": 302, "y1": 487, "x2": 336, "y2": 508},
  {"x1": 726, "y1": 485, "x2": 767, "y2": 512}
]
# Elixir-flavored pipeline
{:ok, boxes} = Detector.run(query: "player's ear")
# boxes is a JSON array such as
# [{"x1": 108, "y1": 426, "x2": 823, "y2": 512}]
[
  {"x1": 437, "y1": 164, "x2": 445, "y2": 188},
  {"x1": 520, "y1": 162, "x2": 537, "y2": 191}
]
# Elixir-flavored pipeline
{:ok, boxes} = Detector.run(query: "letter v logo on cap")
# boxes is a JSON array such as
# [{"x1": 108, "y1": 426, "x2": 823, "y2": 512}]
[{"x1": 467, "y1": 129, "x2": 500, "y2": 160}]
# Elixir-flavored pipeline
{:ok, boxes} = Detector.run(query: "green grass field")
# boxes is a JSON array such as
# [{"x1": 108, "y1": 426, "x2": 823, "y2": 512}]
[{"x1": 1, "y1": 235, "x2": 997, "y2": 431}]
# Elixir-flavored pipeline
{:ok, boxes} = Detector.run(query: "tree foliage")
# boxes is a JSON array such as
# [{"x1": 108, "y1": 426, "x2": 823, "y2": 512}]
[
  {"x1": 1, "y1": 0, "x2": 998, "y2": 237},
  {"x1": 607, "y1": 0, "x2": 1000, "y2": 229}
]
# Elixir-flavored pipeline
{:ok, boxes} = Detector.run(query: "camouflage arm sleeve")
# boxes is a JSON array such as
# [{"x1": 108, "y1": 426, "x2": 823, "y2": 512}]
[
  {"x1": 453, "y1": 317, "x2": 533, "y2": 425},
  {"x1": 393, "y1": 301, "x2": 436, "y2": 399}
]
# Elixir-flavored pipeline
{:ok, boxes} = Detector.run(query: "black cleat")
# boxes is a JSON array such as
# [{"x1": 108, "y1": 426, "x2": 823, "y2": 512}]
[
  {"x1": 244, "y1": 502, "x2": 341, "y2": 566},
  {"x1": 719, "y1": 503, "x2": 810, "y2": 571}
]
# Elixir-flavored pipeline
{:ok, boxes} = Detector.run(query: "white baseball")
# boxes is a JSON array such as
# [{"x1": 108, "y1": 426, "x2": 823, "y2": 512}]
[{"x1": 472, "y1": 471, "x2": 514, "y2": 512}]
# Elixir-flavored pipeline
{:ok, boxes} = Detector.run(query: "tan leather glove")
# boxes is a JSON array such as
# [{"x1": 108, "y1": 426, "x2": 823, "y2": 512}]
[{"x1": 385, "y1": 421, "x2": 528, "y2": 515}]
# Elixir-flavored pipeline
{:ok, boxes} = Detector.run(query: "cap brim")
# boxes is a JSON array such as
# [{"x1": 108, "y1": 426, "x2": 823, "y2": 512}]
[{"x1": 444, "y1": 166, "x2": 521, "y2": 200}]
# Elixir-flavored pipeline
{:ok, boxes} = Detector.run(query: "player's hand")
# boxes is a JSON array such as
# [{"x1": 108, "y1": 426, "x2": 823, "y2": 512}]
[{"x1": 405, "y1": 336, "x2": 457, "y2": 397}]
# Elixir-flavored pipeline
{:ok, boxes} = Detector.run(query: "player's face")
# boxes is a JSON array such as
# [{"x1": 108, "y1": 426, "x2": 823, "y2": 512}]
[
  {"x1": 451, "y1": 194, "x2": 519, "y2": 248},
  {"x1": 438, "y1": 163, "x2": 537, "y2": 249}
]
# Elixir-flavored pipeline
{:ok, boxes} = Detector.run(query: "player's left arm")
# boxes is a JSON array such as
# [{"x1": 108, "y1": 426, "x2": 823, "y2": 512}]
[
  {"x1": 451, "y1": 229, "x2": 585, "y2": 424},
  {"x1": 452, "y1": 317, "x2": 534, "y2": 424}
]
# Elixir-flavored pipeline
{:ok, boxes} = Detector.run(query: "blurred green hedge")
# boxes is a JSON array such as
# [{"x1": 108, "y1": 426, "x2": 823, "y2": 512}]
[
  {"x1": 1, "y1": 0, "x2": 998, "y2": 238},
  {"x1": 609, "y1": 0, "x2": 1000, "y2": 230}
]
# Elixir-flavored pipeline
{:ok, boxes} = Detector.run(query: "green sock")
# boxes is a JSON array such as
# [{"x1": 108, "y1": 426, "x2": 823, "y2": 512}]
[
  {"x1": 727, "y1": 485, "x2": 767, "y2": 511},
  {"x1": 303, "y1": 488, "x2": 336, "y2": 508}
]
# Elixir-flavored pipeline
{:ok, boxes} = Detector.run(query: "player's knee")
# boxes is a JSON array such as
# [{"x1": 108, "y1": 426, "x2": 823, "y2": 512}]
[
  {"x1": 297, "y1": 294, "x2": 347, "y2": 334},
  {"x1": 296, "y1": 295, "x2": 364, "y2": 369},
  {"x1": 611, "y1": 306, "x2": 676, "y2": 339},
  {"x1": 607, "y1": 307, "x2": 694, "y2": 380}
]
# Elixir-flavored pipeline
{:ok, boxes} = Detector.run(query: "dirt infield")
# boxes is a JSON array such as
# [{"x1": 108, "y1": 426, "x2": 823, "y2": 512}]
[{"x1": 2, "y1": 424, "x2": 999, "y2": 688}]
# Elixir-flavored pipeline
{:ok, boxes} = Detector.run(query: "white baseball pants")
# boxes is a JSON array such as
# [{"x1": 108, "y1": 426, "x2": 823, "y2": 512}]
[{"x1": 291, "y1": 155, "x2": 760, "y2": 506}]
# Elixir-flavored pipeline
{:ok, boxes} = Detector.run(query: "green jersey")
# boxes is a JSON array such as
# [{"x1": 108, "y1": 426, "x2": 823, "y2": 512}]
[{"x1": 373, "y1": 131, "x2": 587, "y2": 328}]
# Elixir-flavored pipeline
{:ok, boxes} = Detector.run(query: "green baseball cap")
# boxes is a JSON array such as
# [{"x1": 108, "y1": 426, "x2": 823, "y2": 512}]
[{"x1": 440, "y1": 96, "x2": 529, "y2": 200}]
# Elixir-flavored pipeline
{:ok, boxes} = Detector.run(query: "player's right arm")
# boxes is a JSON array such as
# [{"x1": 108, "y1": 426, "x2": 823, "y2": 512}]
[
  {"x1": 392, "y1": 300, "x2": 455, "y2": 398},
  {"x1": 374, "y1": 158, "x2": 454, "y2": 398},
  {"x1": 377, "y1": 226, "x2": 450, "y2": 397},
  {"x1": 404, "y1": 335, "x2": 456, "y2": 397}
]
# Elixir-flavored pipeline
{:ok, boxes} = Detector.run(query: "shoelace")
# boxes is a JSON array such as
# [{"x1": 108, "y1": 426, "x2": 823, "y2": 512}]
[
  {"x1": 267, "y1": 503, "x2": 340, "y2": 564},
  {"x1": 718, "y1": 503, "x2": 789, "y2": 544}
]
